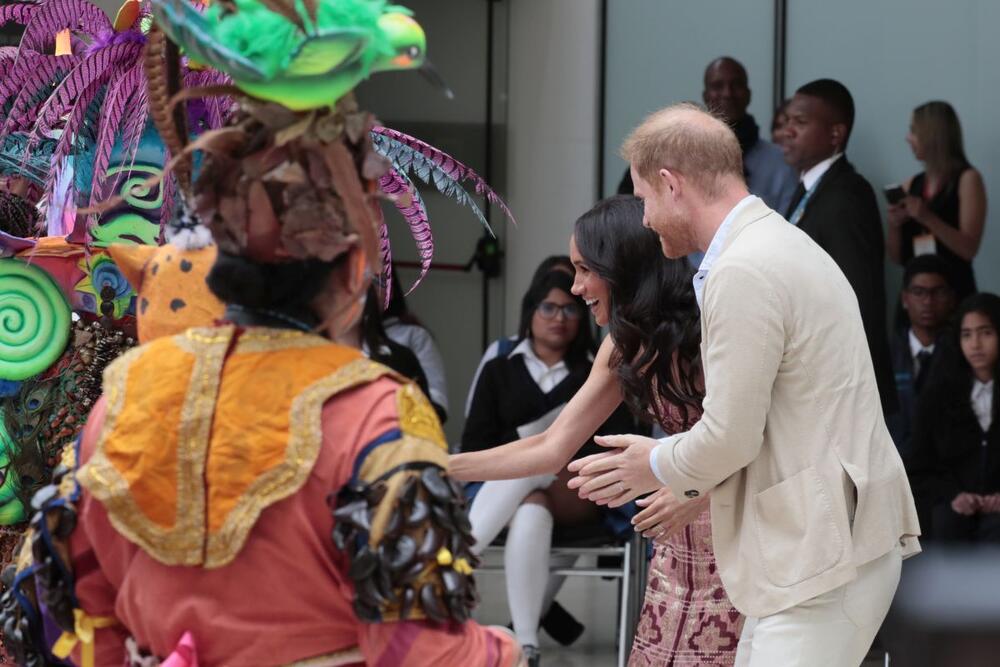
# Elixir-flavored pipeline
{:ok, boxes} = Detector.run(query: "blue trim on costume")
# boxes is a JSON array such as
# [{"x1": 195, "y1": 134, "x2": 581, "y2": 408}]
[
  {"x1": 34, "y1": 435, "x2": 85, "y2": 608},
  {"x1": 350, "y1": 428, "x2": 403, "y2": 482},
  {"x1": 11, "y1": 564, "x2": 41, "y2": 623}
]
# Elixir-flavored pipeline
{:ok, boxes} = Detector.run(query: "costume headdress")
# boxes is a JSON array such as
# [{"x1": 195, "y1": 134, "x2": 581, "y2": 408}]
[{"x1": 145, "y1": 0, "x2": 514, "y2": 303}]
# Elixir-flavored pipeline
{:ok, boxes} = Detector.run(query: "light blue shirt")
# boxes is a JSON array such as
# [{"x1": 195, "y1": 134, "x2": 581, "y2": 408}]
[
  {"x1": 651, "y1": 194, "x2": 760, "y2": 485},
  {"x1": 744, "y1": 138, "x2": 799, "y2": 214},
  {"x1": 691, "y1": 194, "x2": 759, "y2": 309}
]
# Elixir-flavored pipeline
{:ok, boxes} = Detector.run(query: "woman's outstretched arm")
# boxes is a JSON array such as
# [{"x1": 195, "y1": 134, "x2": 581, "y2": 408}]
[{"x1": 449, "y1": 337, "x2": 624, "y2": 481}]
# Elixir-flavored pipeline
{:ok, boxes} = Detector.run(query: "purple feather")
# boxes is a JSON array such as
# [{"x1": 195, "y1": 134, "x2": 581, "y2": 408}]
[
  {"x1": 19, "y1": 0, "x2": 110, "y2": 54},
  {"x1": 1, "y1": 54, "x2": 77, "y2": 135},
  {"x1": 159, "y1": 167, "x2": 176, "y2": 238},
  {"x1": 87, "y1": 65, "x2": 143, "y2": 212},
  {"x1": 371, "y1": 126, "x2": 516, "y2": 225},
  {"x1": 34, "y1": 40, "x2": 143, "y2": 139},
  {"x1": 0, "y1": 2, "x2": 41, "y2": 27},
  {"x1": 378, "y1": 219, "x2": 393, "y2": 308},
  {"x1": 380, "y1": 168, "x2": 434, "y2": 294},
  {"x1": 119, "y1": 85, "x2": 150, "y2": 160},
  {"x1": 183, "y1": 69, "x2": 235, "y2": 133},
  {"x1": 85, "y1": 28, "x2": 146, "y2": 57}
]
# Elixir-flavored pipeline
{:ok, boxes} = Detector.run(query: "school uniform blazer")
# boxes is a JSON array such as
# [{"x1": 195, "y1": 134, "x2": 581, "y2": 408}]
[{"x1": 654, "y1": 197, "x2": 921, "y2": 618}]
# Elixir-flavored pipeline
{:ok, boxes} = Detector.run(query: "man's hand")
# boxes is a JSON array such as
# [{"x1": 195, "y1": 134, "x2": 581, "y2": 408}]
[
  {"x1": 633, "y1": 487, "x2": 709, "y2": 542},
  {"x1": 566, "y1": 434, "x2": 662, "y2": 508},
  {"x1": 952, "y1": 492, "x2": 981, "y2": 516}
]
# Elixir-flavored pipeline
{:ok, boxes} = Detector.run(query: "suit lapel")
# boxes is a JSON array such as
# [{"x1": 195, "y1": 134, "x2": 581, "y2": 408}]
[{"x1": 797, "y1": 156, "x2": 851, "y2": 231}]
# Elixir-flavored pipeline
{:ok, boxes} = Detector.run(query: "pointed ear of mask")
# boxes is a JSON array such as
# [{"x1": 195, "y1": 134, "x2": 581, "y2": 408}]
[
  {"x1": 110, "y1": 243, "x2": 225, "y2": 343},
  {"x1": 107, "y1": 244, "x2": 156, "y2": 293}
]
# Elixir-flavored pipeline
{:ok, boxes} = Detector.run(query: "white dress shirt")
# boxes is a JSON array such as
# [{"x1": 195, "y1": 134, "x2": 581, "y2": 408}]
[
  {"x1": 789, "y1": 153, "x2": 844, "y2": 225},
  {"x1": 692, "y1": 195, "x2": 759, "y2": 309},
  {"x1": 509, "y1": 338, "x2": 569, "y2": 393},
  {"x1": 972, "y1": 380, "x2": 994, "y2": 433},
  {"x1": 908, "y1": 329, "x2": 935, "y2": 377},
  {"x1": 654, "y1": 194, "x2": 758, "y2": 483},
  {"x1": 800, "y1": 153, "x2": 844, "y2": 192}
]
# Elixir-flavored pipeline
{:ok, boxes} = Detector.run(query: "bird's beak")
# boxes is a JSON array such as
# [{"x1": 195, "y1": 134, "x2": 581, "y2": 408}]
[{"x1": 419, "y1": 60, "x2": 455, "y2": 100}]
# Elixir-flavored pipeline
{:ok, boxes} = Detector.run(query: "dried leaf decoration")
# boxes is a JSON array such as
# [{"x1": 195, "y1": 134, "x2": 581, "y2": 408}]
[{"x1": 192, "y1": 95, "x2": 388, "y2": 267}]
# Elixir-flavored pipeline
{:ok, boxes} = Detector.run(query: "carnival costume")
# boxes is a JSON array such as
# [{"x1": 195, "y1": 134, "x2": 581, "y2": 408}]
[{"x1": 0, "y1": 0, "x2": 520, "y2": 665}]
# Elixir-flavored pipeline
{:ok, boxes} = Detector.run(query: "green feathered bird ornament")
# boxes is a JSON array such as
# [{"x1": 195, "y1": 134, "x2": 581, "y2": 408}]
[{"x1": 151, "y1": 0, "x2": 438, "y2": 111}]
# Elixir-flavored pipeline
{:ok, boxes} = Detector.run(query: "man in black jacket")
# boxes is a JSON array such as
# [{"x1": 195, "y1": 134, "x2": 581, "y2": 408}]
[
  {"x1": 887, "y1": 255, "x2": 957, "y2": 458},
  {"x1": 782, "y1": 78, "x2": 898, "y2": 415}
]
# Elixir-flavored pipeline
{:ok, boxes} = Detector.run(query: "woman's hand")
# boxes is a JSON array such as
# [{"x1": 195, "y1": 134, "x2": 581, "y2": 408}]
[
  {"x1": 951, "y1": 492, "x2": 981, "y2": 516},
  {"x1": 632, "y1": 487, "x2": 709, "y2": 542},
  {"x1": 902, "y1": 195, "x2": 930, "y2": 225},
  {"x1": 978, "y1": 493, "x2": 1000, "y2": 514},
  {"x1": 886, "y1": 202, "x2": 909, "y2": 228}
]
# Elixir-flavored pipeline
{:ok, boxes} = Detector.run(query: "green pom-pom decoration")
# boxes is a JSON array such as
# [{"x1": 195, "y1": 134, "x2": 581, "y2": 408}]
[{"x1": 0, "y1": 259, "x2": 72, "y2": 381}]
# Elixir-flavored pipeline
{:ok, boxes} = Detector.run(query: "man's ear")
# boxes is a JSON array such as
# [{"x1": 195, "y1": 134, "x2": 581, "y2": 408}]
[
  {"x1": 659, "y1": 168, "x2": 682, "y2": 197},
  {"x1": 831, "y1": 123, "x2": 847, "y2": 152}
]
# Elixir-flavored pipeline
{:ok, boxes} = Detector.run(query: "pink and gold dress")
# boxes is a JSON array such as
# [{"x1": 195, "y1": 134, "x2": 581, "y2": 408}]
[{"x1": 629, "y1": 402, "x2": 743, "y2": 666}]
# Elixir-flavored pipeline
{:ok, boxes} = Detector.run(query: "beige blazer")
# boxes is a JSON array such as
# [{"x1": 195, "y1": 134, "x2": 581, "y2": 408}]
[{"x1": 655, "y1": 197, "x2": 921, "y2": 618}]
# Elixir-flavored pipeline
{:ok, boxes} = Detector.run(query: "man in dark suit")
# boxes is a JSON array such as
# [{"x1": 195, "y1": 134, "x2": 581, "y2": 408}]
[
  {"x1": 887, "y1": 255, "x2": 957, "y2": 458},
  {"x1": 782, "y1": 78, "x2": 898, "y2": 415}
]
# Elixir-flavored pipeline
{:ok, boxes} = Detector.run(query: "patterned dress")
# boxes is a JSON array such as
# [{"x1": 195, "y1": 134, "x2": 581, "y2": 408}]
[{"x1": 629, "y1": 402, "x2": 744, "y2": 666}]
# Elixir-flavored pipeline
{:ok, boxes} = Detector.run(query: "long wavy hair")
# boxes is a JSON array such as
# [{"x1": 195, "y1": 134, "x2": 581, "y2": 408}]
[{"x1": 573, "y1": 195, "x2": 702, "y2": 425}]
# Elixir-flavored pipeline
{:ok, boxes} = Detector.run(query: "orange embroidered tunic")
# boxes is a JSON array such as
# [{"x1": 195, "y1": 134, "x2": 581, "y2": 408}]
[{"x1": 59, "y1": 325, "x2": 516, "y2": 666}]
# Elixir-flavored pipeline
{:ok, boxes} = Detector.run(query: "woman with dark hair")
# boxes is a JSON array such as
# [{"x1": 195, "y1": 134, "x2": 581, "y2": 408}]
[
  {"x1": 462, "y1": 269, "x2": 636, "y2": 665},
  {"x1": 464, "y1": 255, "x2": 575, "y2": 418},
  {"x1": 909, "y1": 292, "x2": 1000, "y2": 543},
  {"x1": 452, "y1": 195, "x2": 742, "y2": 665},
  {"x1": 887, "y1": 101, "x2": 987, "y2": 300}
]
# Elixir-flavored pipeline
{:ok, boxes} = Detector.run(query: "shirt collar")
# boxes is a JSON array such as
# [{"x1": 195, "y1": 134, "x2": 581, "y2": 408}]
[
  {"x1": 510, "y1": 338, "x2": 567, "y2": 371},
  {"x1": 801, "y1": 153, "x2": 844, "y2": 192},
  {"x1": 973, "y1": 379, "x2": 994, "y2": 398},
  {"x1": 908, "y1": 328, "x2": 935, "y2": 358},
  {"x1": 692, "y1": 194, "x2": 759, "y2": 308}
]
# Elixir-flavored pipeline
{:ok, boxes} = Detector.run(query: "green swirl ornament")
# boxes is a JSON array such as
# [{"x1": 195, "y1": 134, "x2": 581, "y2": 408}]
[{"x1": 0, "y1": 259, "x2": 72, "y2": 381}]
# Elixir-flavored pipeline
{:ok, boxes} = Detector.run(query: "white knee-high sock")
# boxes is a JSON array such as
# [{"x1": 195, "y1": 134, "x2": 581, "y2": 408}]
[
  {"x1": 505, "y1": 502, "x2": 554, "y2": 647},
  {"x1": 468, "y1": 474, "x2": 556, "y2": 555}
]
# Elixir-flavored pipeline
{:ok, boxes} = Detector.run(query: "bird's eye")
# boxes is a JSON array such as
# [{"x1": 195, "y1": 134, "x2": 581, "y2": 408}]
[{"x1": 408, "y1": 46, "x2": 420, "y2": 59}]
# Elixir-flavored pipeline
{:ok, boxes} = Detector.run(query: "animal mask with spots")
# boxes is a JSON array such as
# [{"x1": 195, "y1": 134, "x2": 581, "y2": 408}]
[{"x1": 107, "y1": 243, "x2": 225, "y2": 344}]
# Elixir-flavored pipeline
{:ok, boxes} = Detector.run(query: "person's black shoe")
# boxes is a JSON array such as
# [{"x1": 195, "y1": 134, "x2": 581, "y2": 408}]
[
  {"x1": 540, "y1": 600, "x2": 585, "y2": 646},
  {"x1": 522, "y1": 645, "x2": 540, "y2": 667}
]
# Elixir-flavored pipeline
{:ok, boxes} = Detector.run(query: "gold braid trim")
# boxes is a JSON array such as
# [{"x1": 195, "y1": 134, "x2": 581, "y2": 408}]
[{"x1": 205, "y1": 358, "x2": 396, "y2": 567}]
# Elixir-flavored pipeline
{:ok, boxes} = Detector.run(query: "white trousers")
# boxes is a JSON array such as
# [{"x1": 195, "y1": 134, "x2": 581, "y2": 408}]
[{"x1": 734, "y1": 546, "x2": 902, "y2": 667}]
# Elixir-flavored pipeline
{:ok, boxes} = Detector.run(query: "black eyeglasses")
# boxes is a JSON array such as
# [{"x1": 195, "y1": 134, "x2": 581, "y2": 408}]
[
  {"x1": 537, "y1": 301, "x2": 582, "y2": 320},
  {"x1": 906, "y1": 286, "x2": 952, "y2": 300}
]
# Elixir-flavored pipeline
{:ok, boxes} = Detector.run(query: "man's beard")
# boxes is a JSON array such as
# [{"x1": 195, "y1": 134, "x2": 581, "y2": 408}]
[{"x1": 657, "y1": 214, "x2": 696, "y2": 259}]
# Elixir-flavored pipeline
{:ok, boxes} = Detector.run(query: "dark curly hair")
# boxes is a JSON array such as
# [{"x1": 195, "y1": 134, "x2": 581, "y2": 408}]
[{"x1": 573, "y1": 195, "x2": 702, "y2": 425}]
